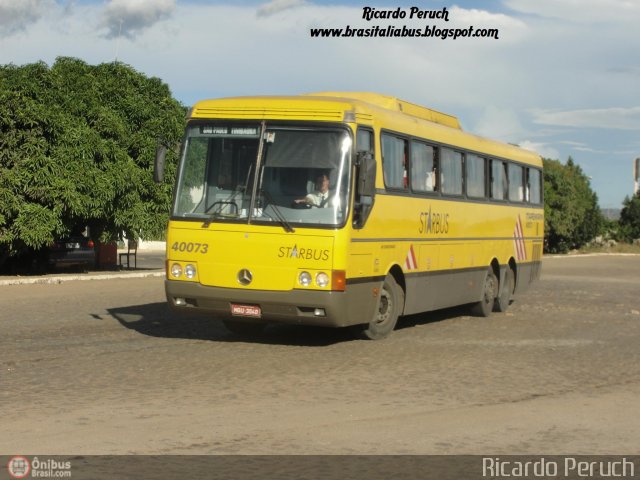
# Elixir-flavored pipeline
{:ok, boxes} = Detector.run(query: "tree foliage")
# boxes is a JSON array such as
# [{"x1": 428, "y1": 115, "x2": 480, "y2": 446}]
[
  {"x1": 543, "y1": 157, "x2": 604, "y2": 253},
  {"x1": 618, "y1": 193, "x2": 640, "y2": 241},
  {"x1": 0, "y1": 57, "x2": 185, "y2": 263}
]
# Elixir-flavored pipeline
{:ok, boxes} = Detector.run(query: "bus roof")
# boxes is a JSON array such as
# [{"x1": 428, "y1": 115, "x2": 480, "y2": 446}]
[
  {"x1": 306, "y1": 91, "x2": 461, "y2": 129},
  {"x1": 190, "y1": 92, "x2": 541, "y2": 167}
]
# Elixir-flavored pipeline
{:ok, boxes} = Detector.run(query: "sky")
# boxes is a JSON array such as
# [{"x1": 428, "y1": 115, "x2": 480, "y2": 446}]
[{"x1": 1, "y1": 0, "x2": 639, "y2": 208}]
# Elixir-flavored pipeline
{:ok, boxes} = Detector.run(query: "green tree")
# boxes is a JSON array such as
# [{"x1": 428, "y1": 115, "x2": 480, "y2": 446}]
[
  {"x1": 0, "y1": 57, "x2": 185, "y2": 266},
  {"x1": 543, "y1": 157, "x2": 604, "y2": 253},
  {"x1": 618, "y1": 193, "x2": 640, "y2": 241}
]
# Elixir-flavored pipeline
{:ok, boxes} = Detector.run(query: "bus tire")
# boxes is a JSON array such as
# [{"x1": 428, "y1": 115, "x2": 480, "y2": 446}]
[
  {"x1": 494, "y1": 267, "x2": 515, "y2": 312},
  {"x1": 355, "y1": 274, "x2": 403, "y2": 340},
  {"x1": 471, "y1": 268, "x2": 498, "y2": 317},
  {"x1": 223, "y1": 319, "x2": 266, "y2": 337}
]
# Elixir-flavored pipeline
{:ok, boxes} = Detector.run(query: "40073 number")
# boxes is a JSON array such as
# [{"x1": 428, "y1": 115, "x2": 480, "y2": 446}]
[{"x1": 171, "y1": 242, "x2": 209, "y2": 254}]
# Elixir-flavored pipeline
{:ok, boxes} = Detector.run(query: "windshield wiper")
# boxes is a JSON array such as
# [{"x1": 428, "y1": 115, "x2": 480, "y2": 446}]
[
  {"x1": 259, "y1": 190, "x2": 295, "y2": 233},
  {"x1": 202, "y1": 191, "x2": 243, "y2": 227}
]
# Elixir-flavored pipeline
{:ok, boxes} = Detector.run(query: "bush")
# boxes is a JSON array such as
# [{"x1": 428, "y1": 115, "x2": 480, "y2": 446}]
[
  {"x1": 543, "y1": 157, "x2": 604, "y2": 253},
  {"x1": 618, "y1": 193, "x2": 640, "y2": 242}
]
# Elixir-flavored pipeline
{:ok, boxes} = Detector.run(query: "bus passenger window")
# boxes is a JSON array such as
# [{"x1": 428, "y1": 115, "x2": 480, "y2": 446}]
[
  {"x1": 491, "y1": 160, "x2": 506, "y2": 200},
  {"x1": 466, "y1": 154, "x2": 486, "y2": 198},
  {"x1": 509, "y1": 164, "x2": 525, "y2": 202},
  {"x1": 410, "y1": 141, "x2": 436, "y2": 193},
  {"x1": 441, "y1": 148, "x2": 463, "y2": 195},
  {"x1": 381, "y1": 134, "x2": 408, "y2": 190},
  {"x1": 528, "y1": 168, "x2": 542, "y2": 204}
]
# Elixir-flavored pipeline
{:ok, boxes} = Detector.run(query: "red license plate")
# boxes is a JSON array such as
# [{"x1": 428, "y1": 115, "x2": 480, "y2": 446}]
[{"x1": 230, "y1": 304, "x2": 261, "y2": 318}]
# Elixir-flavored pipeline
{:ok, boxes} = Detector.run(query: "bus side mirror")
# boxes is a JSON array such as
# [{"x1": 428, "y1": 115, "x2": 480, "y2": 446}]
[{"x1": 154, "y1": 145, "x2": 167, "y2": 183}]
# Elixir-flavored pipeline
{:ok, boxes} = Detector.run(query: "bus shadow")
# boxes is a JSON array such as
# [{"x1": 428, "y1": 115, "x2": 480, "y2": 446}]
[
  {"x1": 107, "y1": 302, "x2": 357, "y2": 347},
  {"x1": 397, "y1": 304, "x2": 474, "y2": 331}
]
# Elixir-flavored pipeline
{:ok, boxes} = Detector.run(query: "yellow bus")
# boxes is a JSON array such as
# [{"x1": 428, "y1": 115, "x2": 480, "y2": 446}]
[{"x1": 155, "y1": 92, "x2": 543, "y2": 339}]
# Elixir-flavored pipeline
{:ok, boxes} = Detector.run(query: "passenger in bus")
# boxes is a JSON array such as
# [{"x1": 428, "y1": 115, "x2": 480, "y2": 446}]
[
  {"x1": 425, "y1": 169, "x2": 436, "y2": 191},
  {"x1": 293, "y1": 173, "x2": 331, "y2": 207}
]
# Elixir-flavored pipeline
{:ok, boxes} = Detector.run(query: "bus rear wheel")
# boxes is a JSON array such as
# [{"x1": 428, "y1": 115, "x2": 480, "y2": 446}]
[
  {"x1": 494, "y1": 267, "x2": 515, "y2": 312},
  {"x1": 355, "y1": 274, "x2": 403, "y2": 340},
  {"x1": 471, "y1": 268, "x2": 498, "y2": 317}
]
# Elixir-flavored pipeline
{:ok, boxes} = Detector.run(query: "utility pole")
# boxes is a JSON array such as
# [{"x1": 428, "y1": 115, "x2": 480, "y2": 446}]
[
  {"x1": 635, "y1": 157, "x2": 639, "y2": 195},
  {"x1": 114, "y1": 18, "x2": 123, "y2": 63}
]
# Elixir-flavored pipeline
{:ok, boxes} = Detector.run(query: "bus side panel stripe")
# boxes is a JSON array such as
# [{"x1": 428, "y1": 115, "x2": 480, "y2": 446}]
[{"x1": 513, "y1": 215, "x2": 527, "y2": 261}]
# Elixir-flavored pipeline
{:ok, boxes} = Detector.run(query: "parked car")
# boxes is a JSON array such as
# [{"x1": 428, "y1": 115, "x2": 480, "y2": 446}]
[{"x1": 47, "y1": 235, "x2": 96, "y2": 271}]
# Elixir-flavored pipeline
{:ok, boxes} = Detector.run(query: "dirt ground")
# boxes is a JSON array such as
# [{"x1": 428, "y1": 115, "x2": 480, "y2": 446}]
[{"x1": 1, "y1": 255, "x2": 639, "y2": 454}]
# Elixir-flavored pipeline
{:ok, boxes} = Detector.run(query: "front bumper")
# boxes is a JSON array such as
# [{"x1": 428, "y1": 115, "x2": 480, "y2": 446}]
[{"x1": 165, "y1": 280, "x2": 378, "y2": 328}]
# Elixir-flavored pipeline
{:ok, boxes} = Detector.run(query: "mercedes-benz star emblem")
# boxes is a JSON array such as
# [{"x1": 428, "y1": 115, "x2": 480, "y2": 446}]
[{"x1": 237, "y1": 269, "x2": 253, "y2": 285}]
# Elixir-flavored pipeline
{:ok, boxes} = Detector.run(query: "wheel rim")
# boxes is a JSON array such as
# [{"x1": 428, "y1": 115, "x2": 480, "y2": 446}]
[
  {"x1": 376, "y1": 287, "x2": 393, "y2": 325},
  {"x1": 483, "y1": 274, "x2": 496, "y2": 305}
]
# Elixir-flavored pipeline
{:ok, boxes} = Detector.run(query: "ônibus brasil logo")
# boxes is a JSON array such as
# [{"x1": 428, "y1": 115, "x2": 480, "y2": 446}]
[{"x1": 7, "y1": 456, "x2": 30, "y2": 479}]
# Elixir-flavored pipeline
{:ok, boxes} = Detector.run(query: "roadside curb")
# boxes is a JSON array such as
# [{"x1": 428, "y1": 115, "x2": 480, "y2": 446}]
[
  {"x1": 544, "y1": 253, "x2": 640, "y2": 259},
  {"x1": 0, "y1": 270, "x2": 165, "y2": 286}
]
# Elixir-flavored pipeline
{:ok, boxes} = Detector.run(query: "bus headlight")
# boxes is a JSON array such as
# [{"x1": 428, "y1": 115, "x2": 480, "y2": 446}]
[
  {"x1": 298, "y1": 271, "x2": 312, "y2": 286},
  {"x1": 316, "y1": 272, "x2": 329, "y2": 287},
  {"x1": 171, "y1": 263, "x2": 183, "y2": 278},
  {"x1": 185, "y1": 264, "x2": 197, "y2": 279}
]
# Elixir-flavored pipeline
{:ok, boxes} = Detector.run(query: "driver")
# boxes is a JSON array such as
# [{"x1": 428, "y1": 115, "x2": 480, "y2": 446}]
[{"x1": 294, "y1": 173, "x2": 330, "y2": 208}]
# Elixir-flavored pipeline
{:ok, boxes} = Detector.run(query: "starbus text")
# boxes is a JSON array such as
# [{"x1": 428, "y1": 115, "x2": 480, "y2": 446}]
[
  {"x1": 419, "y1": 209, "x2": 450, "y2": 235},
  {"x1": 278, "y1": 246, "x2": 330, "y2": 261}
]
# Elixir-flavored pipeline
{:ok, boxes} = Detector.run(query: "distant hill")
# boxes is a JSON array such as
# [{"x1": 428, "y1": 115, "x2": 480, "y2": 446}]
[{"x1": 601, "y1": 208, "x2": 621, "y2": 221}]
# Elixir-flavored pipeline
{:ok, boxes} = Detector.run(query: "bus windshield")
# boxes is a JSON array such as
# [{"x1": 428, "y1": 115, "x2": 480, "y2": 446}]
[{"x1": 173, "y1": 124, "x2": 352, "y2": 228}]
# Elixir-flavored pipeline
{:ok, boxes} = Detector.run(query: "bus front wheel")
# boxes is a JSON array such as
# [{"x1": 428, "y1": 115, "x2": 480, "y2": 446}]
[
  {"x1": 471, "y1": 268, "x2": 498, "y2": 317},
  {"x1": 355, "y1": 274, "x2": 403, "y2": 340}
]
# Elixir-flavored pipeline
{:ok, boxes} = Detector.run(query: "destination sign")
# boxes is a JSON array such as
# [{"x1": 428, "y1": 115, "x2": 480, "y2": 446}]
[{"x1": 199, "y1": 126, "x2": 259, "y2": 136}]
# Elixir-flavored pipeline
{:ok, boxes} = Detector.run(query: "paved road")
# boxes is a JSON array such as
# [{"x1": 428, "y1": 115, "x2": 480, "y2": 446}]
[{"x1": 1, "y1": 255, "x2": 639, "y2": 454}]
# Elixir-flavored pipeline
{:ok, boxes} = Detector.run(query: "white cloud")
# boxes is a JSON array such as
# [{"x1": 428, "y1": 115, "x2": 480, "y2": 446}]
[
  {"x1": 504, "y1": 0, "x2": 640, "y2": 23},
  {"x1": 473, "y1": 106, "x2": 527, "y2": 141},
  {"x1": 449, "y1": 6, "x2": 528, "y2": 39},
  {"x1": 101, "y1": 0, "x2": 175, "y2": 39},
  {"x1": 518, "y1": 140, "x2": 559, "y2": 159},
  {"x1": 532, "y1": 107, "x2": 640, "y2": 130},
  {"x1": 472, "y1": 106, "x2": 561, "y2": 158},
  {"x1": 555, "y1": 140, "x2": 600, "y2": 153},
  {"x1": 257, "y1": 0, "x2": 307, "y2": 18},
  {"x1": 0, "y1": 0, "x2": 54, "y2": 37}
]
